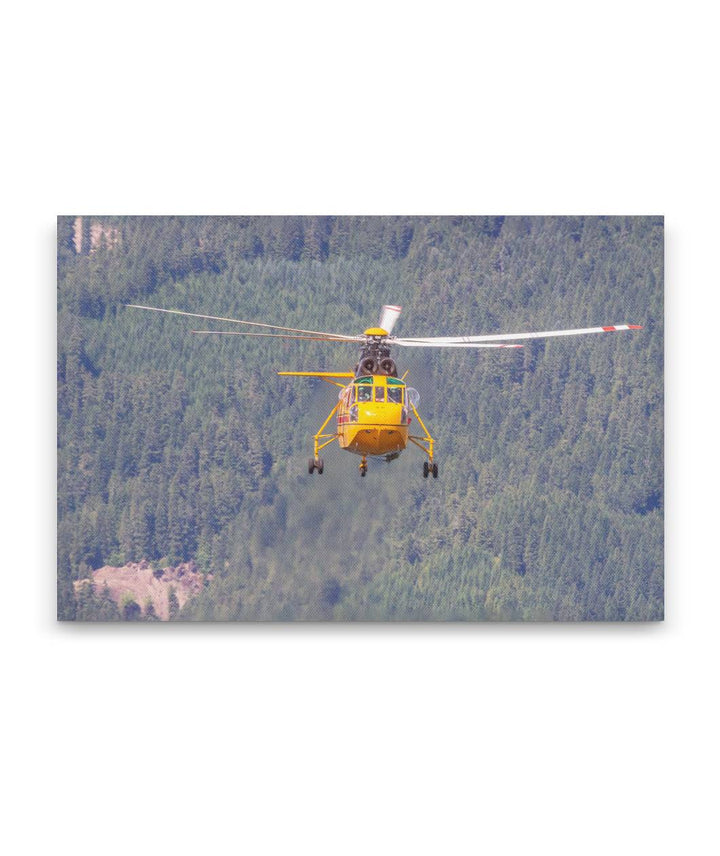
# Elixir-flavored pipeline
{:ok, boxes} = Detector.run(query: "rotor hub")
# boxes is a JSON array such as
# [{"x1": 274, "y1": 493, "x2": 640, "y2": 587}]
[{"x1": 356, "y1": 335, "x2": 397, "y2": 377}]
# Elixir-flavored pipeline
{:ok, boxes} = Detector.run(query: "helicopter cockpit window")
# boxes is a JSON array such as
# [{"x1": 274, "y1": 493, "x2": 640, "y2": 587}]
[
  {"x1": 375, "y1": 387, "x2": 386, "y2": 403},
  {"x1": 386, "y1": 386, "x2": 403, "y2": 404},
  {"x1": 357, "y1": 386, "x2": 372, "y2": 402}
]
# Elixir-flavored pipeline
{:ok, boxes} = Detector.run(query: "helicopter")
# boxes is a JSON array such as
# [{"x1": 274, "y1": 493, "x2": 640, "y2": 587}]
[{"x1": 127, "y1": 303, "x2": 642, "y2": 478}]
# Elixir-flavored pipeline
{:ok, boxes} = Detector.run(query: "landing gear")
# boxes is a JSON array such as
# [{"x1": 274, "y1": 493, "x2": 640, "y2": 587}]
[
  {"x1": 308, "y1": 457, "x2": 324, "y2": 474},
  {"x1": 409, "y1": 401, "x2": 438, "y2": 481},
  {"x1": 422, "y1": 461, "x2": 439, "y2": 479},
  {"x1": 306, "y1": 397, "x2": 344, "y2": 475},
  {"x1": 359, "y1": 456, "x2": 368, "y2": 477}
]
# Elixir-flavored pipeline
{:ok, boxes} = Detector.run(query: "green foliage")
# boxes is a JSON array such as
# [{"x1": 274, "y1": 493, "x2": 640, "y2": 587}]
[
  {"x1": 143, "y1": 599, "x2": 160, "y2": 621},
  {"x1": 74, "y1": 582, "x2": 119, "y2": 621},
  {"x1": 120, "y1": 593, "x2": 141, "y2": 621},
  {"x1": 58, "y1": 215, "x2": 663, "y2": 620},
  {"x1": 168, "y1": 587, "x2": 180, "y2": 622}
]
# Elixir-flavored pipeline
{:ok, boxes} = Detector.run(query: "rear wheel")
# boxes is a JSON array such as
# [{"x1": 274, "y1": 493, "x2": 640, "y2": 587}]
[
  {"x1": 308, "y1": 458, "x2": 315, "y2": 474},
  {"x1": 432, "y1": 462, "x2": 438, "y2": 478},
  {"x1": 317, "y1": 458, "x2": 324, "y2": 474},
  {"x1": 423, "y1": 461, "x2": 429, "y2": 478}
]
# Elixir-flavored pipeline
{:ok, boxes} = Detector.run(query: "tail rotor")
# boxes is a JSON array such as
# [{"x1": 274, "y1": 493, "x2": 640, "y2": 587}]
[{"x1": 379, "y1": 304, "x2": 402, "y2": 335}]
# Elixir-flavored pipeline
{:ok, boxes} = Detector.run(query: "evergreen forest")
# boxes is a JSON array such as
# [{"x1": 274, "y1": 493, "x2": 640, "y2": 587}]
[{"x1": 57, "y1": 215, "x2": 663, "y2": 620}]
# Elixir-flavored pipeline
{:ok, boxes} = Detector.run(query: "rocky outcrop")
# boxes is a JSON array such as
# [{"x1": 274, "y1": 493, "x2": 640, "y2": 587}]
[{"x1": 74, "y1": 560, "x2": 210, "y2": 620}]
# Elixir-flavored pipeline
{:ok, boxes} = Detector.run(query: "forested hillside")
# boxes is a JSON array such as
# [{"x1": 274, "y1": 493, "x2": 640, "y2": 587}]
[{"x1": 57, "y1": 215, "x2": 663, "y2": 620}]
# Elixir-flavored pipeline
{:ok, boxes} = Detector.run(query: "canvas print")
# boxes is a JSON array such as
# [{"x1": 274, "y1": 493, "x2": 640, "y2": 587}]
[{"x1": 57, "y1": 215, "x2": 663, "y2": 621}]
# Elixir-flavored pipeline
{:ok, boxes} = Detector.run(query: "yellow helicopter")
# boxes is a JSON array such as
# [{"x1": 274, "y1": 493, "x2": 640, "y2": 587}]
[{"x1": 128, "y1": 303, "x2": 642, "y2": 478}]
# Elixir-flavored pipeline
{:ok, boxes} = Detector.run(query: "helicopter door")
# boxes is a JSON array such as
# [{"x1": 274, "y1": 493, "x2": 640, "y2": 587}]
[{"x1": 339, "y1": 385, "x2": 353, "y2": 407}]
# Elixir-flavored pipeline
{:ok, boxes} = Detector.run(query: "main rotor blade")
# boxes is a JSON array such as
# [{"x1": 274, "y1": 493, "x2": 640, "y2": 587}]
[
  {"x1": 394, "y1": 324, "x2": 642, "y2": 345},
  {"x1": 393, "y1": 340, "x2": 522, "y2": 349},
  {"x1": 379, "y1": 304, "x2": 402, "y2": 335},
  {"x1": 191, "y1": 330, "x2": 363, "y2": 343},
  {"x1": 126, "y1": 304, "x2": 363, "y2": 341}
]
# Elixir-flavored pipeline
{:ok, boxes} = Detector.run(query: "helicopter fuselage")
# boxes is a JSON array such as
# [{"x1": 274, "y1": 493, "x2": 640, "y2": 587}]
[{"x1": 337, "y1": 374, "x2": 409, "y2": 458}]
